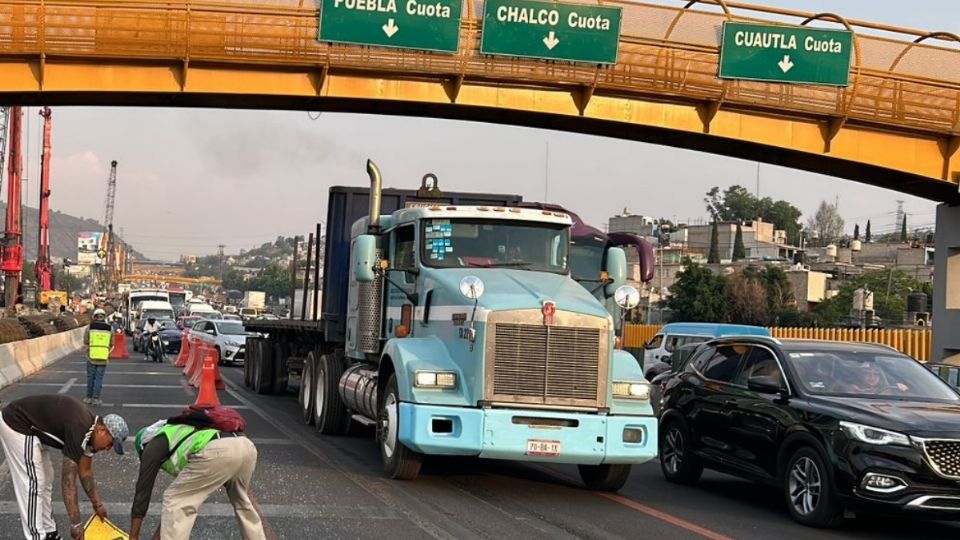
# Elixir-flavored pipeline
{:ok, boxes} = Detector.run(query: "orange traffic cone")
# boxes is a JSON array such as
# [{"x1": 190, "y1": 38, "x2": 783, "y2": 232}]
[
  {"x1": 109, "y1": 332, "x2": 130, "y2": 360},
  {"x1": 175, "y1": 334, "x2": 191, "y2": 368},
  {"x1": 194, "y1": 351, "x2": 221, "y2": 407},
  {"x1": 184, "y1": 343, "x2": 203, "y2": 378}
]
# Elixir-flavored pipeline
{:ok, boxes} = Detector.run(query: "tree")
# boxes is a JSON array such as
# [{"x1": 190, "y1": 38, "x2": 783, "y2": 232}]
[
  {"x1": 725, "y1": 272, "x2": 769, "y2": 326},
  {"x1": 812, "y1": 269, "x2": 927, "y2": 326},
  {"x1": 853, "y1": 223, "x2": 860, "y2": 240},
  {"x1": 704, "y1": 186, "x2": 803, "y2": 245},
  {"x1": 665, "y1": 261, "x2": 728, "y2": 322},
  {"x1": 865, "y1": 220, "x2": 872, "y2": 243},
  {"x1": 732, "y1": 223, "x2": 746, "y2": 261},
  {"x1": 807, "y1": 200, "x2": 845, "y2": 246},
  {"x1": 707, "y1": 221, "x2": 720, "y2": 264},
  {"x1": 900, "y1": 215, "x2": 908, "y2": 242}
]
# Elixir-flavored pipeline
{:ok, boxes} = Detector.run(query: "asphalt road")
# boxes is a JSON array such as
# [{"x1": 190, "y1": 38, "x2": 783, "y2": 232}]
[{"x1": 0, "y1": 346, "x2": 958, "y2": 539}]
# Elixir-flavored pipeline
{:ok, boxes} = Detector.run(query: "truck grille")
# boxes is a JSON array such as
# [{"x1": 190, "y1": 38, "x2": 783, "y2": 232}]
[
  {"x1": 485, "y1": 312, "x2": 608, "y2": 409},
  {"x1": 922, "y1": 439, "x2": 960, "y2": 479}
]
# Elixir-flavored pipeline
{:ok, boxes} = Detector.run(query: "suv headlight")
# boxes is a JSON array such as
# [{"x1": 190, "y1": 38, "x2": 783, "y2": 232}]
[
  {"x1": 613, "y1": 381, "x2": 650, "y2": 400},
  {"x1": 840, "y1": 421, "x2": 911, "y2": 447},
  {"x1": 414, "y1": 371, "x2": 457, "y2": 389}
]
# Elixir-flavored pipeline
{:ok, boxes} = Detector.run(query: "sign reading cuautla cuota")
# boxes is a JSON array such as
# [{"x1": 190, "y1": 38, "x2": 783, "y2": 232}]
[
  {"x1": 480, "y1": 0, "x2": 622, "y2": 64},
  {"x1": 719, "y1": 21, "x2": 853, "y2": 86},
  {"x1": 318, "y1": 0, "x2": 463, "y2": 53}
]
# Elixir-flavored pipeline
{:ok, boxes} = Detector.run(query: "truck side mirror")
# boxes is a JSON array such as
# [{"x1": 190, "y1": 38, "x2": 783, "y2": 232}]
[
  {"x1": 354, "y1": 234, "x2": 377, "y2": 283},
  {"x1": 604, "y1": 247, "x2": 627, "y2": 297}
]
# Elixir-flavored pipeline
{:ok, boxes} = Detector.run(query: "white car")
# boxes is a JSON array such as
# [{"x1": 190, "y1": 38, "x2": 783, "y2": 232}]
[{"x1": 189, "y1": 319, "x2": 249, "y2": 365}]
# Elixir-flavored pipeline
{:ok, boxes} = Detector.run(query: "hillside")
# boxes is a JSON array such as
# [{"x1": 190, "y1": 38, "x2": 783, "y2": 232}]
[{"x1": 0, "y1": 202, "x2": 145, "y2": 261}]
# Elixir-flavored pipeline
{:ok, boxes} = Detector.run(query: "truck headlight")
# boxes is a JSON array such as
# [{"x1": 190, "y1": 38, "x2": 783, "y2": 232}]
[
  {"x1": 415, "y1": 371, "x2": 457, "y2": 389},
  {"x1": 613, "y1": 381, "x2": 650, "y2": 400}
]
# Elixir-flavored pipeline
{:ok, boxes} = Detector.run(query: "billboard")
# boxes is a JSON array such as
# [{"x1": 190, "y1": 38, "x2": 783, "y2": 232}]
[{"x1": 77, "y1": 232, "x2": 107, "y2": 265}]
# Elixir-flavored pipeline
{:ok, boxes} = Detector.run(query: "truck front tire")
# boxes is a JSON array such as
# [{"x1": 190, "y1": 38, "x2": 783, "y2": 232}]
[
  {"x1": 315, "y1": 352, "x2": 349, "y2": 435},
  {"x1": 379, "y1": 374, "x2": 422, "y2": 480},
  {"x1": 578, "y1": 464, "x2": 632, "y2": 491},
  {"x1": 254, "y1": 340, "x2": 275, "y2": 395}
]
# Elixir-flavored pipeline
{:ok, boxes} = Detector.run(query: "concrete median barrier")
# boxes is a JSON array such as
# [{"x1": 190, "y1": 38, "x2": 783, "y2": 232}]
[{"x1": 0, "y1": 326, "x2": 87, "y2": 390}]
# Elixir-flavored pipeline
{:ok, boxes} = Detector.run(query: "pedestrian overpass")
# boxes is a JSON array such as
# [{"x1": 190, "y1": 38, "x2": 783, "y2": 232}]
[{"x1": 1, "y1": 0, "x2": 960, "y2": 359}]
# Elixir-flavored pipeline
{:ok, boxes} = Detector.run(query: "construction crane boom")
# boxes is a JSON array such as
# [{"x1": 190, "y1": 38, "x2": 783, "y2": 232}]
[
  {"x1": 2, "y1": 106, "x2": 23, "y2": 309},
  {"x1": 35, "y1": 107, "x2": 52, "y2": 292},
  {"x1": 102, "y1": 160, "x2": 118, "y2": 291},
  {"x1": 0, "y1": 107, "x2": 8, "y2": 192}
]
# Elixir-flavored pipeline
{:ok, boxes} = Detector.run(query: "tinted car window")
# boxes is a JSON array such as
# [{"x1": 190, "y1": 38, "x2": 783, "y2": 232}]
[
  {"x1": 735, "y1": 347, "x2": 783, "y2": 387},
  {"x1": 700, "y1": 345, "x2": 748, "y2": 383},
  {"x1": 666, "y1": 335, "x2": 709, "y2": 353},
  {"x1": 687, "y1": 346, "x2": 715, "y2": 372}
]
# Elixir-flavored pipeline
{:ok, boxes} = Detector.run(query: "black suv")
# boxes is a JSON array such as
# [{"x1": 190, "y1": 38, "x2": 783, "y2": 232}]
[{"x1": 658, "y1": 337, "x2": 960, "y2": 527}]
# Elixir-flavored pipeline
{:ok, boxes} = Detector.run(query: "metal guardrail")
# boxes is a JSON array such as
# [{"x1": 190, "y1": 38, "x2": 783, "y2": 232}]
[
  {"x1": 0, "y1": 0, "x2": 958, "y2": 141},
  {"x1": 624, "y1": 323, "x2": 934, "y2": 361}
]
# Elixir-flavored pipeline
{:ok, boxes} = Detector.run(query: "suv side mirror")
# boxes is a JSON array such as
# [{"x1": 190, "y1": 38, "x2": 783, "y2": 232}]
[
  {"x1": 747, "y1": 375, "x2": 783, "y2": 395},
  {"x1": 354, "y1": 234, "x2": 377, "y2": 283}
]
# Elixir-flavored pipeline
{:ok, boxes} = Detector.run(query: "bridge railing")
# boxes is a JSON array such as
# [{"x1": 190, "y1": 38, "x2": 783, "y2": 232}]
[
  {"x1": 623, "y1": 323, "x2": 935, "y2": 361},
  {"x1": 1, "y1": 0, "x2": 959, "y2": 138}
]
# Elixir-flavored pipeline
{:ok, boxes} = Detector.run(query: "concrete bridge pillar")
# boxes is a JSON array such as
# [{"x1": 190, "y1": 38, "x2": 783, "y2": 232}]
[{"x1": 933, "y1": 202, "x2": 960, "y2": 364}]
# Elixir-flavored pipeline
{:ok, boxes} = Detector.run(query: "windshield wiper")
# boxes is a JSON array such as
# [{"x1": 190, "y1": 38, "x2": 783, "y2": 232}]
[{"x1": 487, "y1": 262, "x2": 533, "y2": 268}]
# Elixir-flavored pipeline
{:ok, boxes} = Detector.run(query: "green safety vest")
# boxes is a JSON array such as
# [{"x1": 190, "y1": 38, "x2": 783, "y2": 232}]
[
  {"x1": 88, "y1": 329, "x2": 112, "y2": 363},
  {"x1": 158, "y1": 423, "x2": 219, "y2": 477}
]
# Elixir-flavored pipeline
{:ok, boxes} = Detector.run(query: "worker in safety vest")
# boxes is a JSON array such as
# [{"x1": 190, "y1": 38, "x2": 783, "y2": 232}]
[
  {"x1": 129, "y1": 422, "x2": 265, "y2": 540},
  {"x1": 82, "y1": 309, "x2": 114, "y2": 406}
]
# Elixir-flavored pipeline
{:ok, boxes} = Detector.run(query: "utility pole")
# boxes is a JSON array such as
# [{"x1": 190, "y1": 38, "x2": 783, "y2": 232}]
[{"x1": 217, "y1": 244, "x2": 226, "y2": 283}]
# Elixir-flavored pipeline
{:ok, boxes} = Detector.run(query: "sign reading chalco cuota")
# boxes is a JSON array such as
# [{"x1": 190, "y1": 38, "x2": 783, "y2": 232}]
[
  {"x1": 318, "y1": 0, "x2": 463, "y2": 53},
  {"x1": 719, "y1": 21, "x2": 853, "y2": 86}
]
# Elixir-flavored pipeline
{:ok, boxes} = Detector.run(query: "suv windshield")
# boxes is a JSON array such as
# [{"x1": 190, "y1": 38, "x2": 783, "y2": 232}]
[
  {"x1": 786, "y1": 349, "x2": 959, "y2": 401},
  {"x1": 421, "y1": 218, "x2": 568, "y2": 273},
  {"x1": 141, "y1": 310, "x2": 172, "y2": 320},
  {"x1": 215, "y1": 322, "x2": 247, "y2": 335}
]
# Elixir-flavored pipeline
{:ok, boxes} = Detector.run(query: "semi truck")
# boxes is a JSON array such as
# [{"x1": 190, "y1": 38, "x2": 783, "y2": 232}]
[{"x1": 243, "y1": 162, "x2": 657, "y2": 490}]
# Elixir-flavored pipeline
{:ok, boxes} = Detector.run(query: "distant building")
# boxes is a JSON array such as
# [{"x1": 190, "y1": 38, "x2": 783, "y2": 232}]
[{"x1": 683, "y1": 219, "x2": 799, "y2": 262}]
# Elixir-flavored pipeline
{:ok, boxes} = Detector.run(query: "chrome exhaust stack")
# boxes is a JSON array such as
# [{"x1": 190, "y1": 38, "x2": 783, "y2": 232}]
[{"x1": 366, "y1": 159, "x2": 382, "y2": 233}]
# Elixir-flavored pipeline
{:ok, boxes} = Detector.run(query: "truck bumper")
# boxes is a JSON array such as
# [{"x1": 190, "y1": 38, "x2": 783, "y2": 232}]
[{"x1": 398, "y1": 403, "x2": 657, "y2": 465}]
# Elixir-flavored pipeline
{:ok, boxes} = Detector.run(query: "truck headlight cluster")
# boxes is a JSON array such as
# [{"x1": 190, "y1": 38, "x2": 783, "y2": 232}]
[
  {"x1": 612, "y1": 381, "x2": 650, "y2": 400},
  {"x1": 414, "y1": 371, "x2": 457, "y2": 389}
]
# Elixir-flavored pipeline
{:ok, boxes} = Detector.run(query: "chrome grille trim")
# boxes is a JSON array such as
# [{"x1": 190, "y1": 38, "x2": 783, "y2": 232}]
[
  {"x1": 918, "y1": 438, "x2": 960, "y2": 481},
  {"x1": 484, "y1": 310, "x2": 609, "y2": 409}
]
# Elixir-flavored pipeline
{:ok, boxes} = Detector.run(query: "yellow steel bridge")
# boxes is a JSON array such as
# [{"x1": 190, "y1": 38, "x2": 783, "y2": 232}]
[{"x1": 1, "y1": 0, "x2": 959, "y2": 201}]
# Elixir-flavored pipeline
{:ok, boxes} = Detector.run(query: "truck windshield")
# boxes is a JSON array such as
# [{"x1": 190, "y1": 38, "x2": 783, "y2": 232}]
[
  {"x1": 570, "y1": 234, "x2": 606, "y2": 282},
  {"x1": 421, "y1": 218, "x2": 568, "y2": 274}
]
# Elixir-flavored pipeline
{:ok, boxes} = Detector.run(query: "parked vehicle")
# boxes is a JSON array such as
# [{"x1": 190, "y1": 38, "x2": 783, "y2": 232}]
[
  {"x1": 642, "y1": 322, "x2": 770, "y2": 372},
  {"x1": 243, "y1": 162, "x2": 655, "y2": 490},
  {"x1": 190, "y1": 319, "x2": 250, "y2": 365},
  {"x1": 659, "y1": 337, "x2": 960, "y2": 527}
]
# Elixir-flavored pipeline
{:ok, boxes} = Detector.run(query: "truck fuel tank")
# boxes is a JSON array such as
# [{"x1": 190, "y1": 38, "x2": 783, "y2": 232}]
[{"x1": 339, "y1": 364, "x2": 379, "y2": 421}]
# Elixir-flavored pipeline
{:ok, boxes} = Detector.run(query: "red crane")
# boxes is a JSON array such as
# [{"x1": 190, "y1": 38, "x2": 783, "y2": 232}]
[
  {"x1": 2, "y1": 106, "x2": 23, "y2": 309},
  {"x1": 35, "y1": 107, "x2": 52, "y2": 292}
]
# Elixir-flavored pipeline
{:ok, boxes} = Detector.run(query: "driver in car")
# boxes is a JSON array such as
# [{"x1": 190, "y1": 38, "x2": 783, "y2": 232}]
[{"x1": 849, "y1": 362, "x2": 909, "y2": 394}]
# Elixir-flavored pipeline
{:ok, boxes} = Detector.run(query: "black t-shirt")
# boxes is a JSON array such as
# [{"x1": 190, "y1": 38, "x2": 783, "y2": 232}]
[{"x1": 1, "y1": 395, "x2": 96, "y2": 462}]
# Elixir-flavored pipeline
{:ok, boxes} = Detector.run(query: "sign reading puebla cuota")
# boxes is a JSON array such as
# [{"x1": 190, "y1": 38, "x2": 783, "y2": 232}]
[
  {"x1": 480, "y1": 0, "x2": 622, "y2": 65},
  {"x1": 318, "y1": 0, "x2": 463, "y2": 53},
  {"x1": 718, "y1": 21, "x2": 853, "y2": 86}
]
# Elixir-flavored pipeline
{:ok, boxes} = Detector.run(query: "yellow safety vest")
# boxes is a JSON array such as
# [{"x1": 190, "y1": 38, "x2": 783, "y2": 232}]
[{"x1": 88, "y1": 329, "x2": 111, "y2": 363}]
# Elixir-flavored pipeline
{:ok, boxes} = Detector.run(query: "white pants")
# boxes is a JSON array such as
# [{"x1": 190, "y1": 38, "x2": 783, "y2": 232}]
[{"x1": 0, "y1": 412, "x2": 56, "y2": 540}]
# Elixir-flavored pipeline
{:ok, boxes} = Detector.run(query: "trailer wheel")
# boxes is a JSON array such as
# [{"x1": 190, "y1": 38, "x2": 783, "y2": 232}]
[
  {"x1": 244, "y1": 339, "x2": 258, "y2": 389},
  {"x1": 379, "y1": 374, "x2": 422, "y2": 480},
  {"x1": 272, "y1": 342, "x2": 290, "y2": 394},
  {"x1": 299, "y1": 351, "x2": 317, "y2": 425},
  {"x1": 254, "y1": 340, "x2": 275, "y2": 395},
  {"x1": 315, "y1": 352, "x2": 349, "y2": 435}
]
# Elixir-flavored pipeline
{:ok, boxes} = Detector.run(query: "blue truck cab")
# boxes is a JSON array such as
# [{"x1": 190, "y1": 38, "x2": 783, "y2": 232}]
[{"x1": 334, "y1": 161, "x2": 657, "y2": 490}]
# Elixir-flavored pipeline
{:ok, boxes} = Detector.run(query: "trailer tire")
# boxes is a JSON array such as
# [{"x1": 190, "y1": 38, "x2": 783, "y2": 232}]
[
  {"x1": 272, "y1": 342, "x2": 290, "y2": 394},
  {"x1": 244, "y1": 339, "x2": 257, "y2": 389},
  {"x1": 315, "y1": 352, "x2": 349, "y2": 435},
  {"x1": 299, "y1": 352, "x2": 317, "y2": 425},
  {"x1": 379, "y1": 374, "x2": 422, "y2": 480},
  {"x1": 254, "y1": 340, "x2": 275, "y2": 395}
]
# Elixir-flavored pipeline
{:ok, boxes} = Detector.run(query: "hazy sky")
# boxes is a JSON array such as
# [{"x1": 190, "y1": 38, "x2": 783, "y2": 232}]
[{"x1": 12, "y1": 0, "x2": 956, "y2": 260}]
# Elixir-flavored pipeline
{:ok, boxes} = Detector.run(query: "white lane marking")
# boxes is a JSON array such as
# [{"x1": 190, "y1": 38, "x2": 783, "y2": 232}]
[
  {"x1": 41, "y1": 371, "x2": 182, "y2": 376},
  {"x1": 0, "y1": 461, "x2": 9, "y2": 491},
  {"x1": 80, "y1": 404, "x2": 251, "y2": 409},
  {"x1": 57, "y1": 378, "x2": 77, "y2": 394},
  {"x1": 19, "y1": 383, "x2": 183, "y2": 389},
  {"x1": 0, "y1": 501, "x2": 399, "y2": 519}
]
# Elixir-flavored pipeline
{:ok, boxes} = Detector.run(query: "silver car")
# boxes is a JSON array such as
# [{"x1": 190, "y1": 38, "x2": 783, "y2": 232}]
[{"x1": 189, "y1": 319, "x2": 249, "y2": 365}]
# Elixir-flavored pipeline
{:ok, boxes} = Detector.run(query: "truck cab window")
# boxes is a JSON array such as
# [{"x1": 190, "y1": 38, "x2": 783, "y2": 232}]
[{"x1": 394, "y1": 225, "x2": 416, "y2": 283}]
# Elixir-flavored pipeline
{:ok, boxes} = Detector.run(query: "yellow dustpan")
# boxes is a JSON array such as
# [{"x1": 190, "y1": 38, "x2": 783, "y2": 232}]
[{"x1": 83, "y1": 514, "x2": 130, "y2": 540}]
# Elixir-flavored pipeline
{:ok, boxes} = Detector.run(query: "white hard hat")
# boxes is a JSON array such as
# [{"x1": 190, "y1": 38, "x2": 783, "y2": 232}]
[{"x1": 93, "y1": 309, "x2": 106, "y2": 318}]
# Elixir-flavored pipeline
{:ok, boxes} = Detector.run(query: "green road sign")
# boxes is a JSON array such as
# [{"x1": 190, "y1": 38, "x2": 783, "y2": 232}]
[
  {"x1": 480, "y1": 0, "x2": 622, "y2": 65},
  {"x1": 318, "y1": 0, "x2": 463, "y2": 53},
  {"x1": 719, "y1": 21, "x2": 853, "y2": 86}
]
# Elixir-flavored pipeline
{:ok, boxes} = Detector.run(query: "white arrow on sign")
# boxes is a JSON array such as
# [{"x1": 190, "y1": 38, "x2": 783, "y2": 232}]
[
  {"x1": 778, "y1": 55, "x2": 794, "y2": 73},
  {"x1": 543, "y1": 31, "x2": 560, "y2": 50},
  {"x1": 382, "y1": 19, "x2": 399, "y2": 38}
]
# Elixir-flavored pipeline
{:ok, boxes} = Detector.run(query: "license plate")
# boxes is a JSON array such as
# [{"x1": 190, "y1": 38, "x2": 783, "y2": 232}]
[{"x1": 526, "y1": 439, "x2": 561, "y2": 457}]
